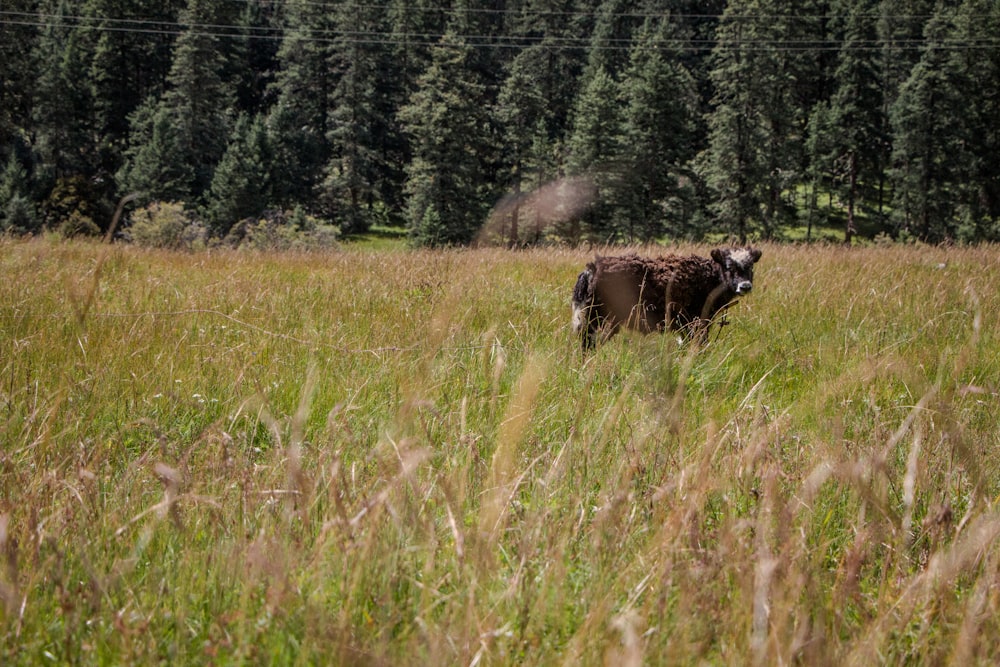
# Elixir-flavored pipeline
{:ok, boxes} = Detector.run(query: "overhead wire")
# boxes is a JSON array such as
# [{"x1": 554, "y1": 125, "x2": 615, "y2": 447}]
[{"x1": 2, "y1": 8, "x2": 999, "y2": 52}]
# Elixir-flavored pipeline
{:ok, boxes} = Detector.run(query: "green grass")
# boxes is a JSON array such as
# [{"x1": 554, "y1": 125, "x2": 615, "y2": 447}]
[
  {"x1": 345, "y1": 224, "x2": 410, "y2": 251},
  {"x1": 2, "y1": 238, "x2": 1000, "y2": 664}
]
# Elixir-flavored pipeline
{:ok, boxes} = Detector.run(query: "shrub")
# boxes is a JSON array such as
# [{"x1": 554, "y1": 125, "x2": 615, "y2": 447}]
[
  {"x1": 56, "y1": 210, "x2": 101, "y2": 237},
  {"x1": 126, "y1": 201, "x2": 207, "y2": 250},
  {"x1": 220, "y1": 210, "x2": 340, "y2": 251}
]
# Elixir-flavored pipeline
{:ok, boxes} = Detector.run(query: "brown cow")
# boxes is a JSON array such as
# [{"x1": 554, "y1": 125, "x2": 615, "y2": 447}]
[{"x1": 571, "y1": 247, "x2": 761, "y2": 350}]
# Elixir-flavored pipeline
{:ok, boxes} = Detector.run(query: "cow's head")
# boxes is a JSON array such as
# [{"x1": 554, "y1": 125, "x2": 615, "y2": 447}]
[{"x1": 711, "y1": 247, "x2": 762, "y2": 296}]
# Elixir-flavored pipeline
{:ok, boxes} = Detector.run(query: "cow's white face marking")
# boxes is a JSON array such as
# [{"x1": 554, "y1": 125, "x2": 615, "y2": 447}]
[
  {"x1": 714, "y1": 247, "x2": 760, "y2": 295},
  {"x1": 728, "y1": 248, "x2": 753, "y2": 269}
]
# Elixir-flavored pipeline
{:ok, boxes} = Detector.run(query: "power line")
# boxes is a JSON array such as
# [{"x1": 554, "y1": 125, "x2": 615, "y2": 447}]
[
  {"x1": 2, "y1": 10, "x2": 999, "y2": 53},
  {"x1": 220, "y1": 0, "x2": 994, "y2": 21}
]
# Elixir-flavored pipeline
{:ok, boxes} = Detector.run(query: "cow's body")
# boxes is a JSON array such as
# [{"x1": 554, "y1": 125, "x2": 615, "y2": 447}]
[{"x1": 571, "y1": 248, "x2": 761, "y2": 350}]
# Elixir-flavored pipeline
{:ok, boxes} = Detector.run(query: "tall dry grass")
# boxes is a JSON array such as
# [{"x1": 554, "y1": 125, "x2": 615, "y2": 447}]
[{"x1": 1, "y1": 238, "x2": 999, "y2": 664}]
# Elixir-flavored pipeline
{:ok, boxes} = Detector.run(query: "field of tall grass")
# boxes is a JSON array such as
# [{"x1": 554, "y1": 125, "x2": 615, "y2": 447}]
[{"x1": 2, "y1": 237, "x2": 1000, "y2": 664}]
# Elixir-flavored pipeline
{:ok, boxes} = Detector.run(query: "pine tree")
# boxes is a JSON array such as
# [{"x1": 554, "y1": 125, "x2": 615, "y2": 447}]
[
  {"x1": 319, "y1": 1, "x2": 391, "y2": 234},
  {"x1": 376, "y1": 0, "x2": 455, "y2": 223},
  {"x1": 0, "y1": 0, "x2": 40, "y2": 156},
  {"x1": 565, "y1": 65, "x2": 623, "y2": 242},
  {"x1": 118, "y1": 0, "x2": 236, "y2": 205},
  {"x1": 226, "y1": 0, "x2": 282, "y2": 115},
  {"x1": 32, "y1": 0, "x2": 97, "y2": 182},
  {"x1": 87, "y1": 0, "x2": 183, "y2": 157},
  {"x1": 823, "y1": 0, "x2": 889, "y2": 242},
  {"x1": 618, "y1": 17, "x2": 700, "y2": 240},
  {"x1": 31, "y1": 0, "x2": 107, "y2": 231},
  {"x1": 946, "y1": 0, "x2": 1000, "y2": 239},
  {"x1": 494, "y1": 46, "x2": 555, "y2": 245},
  {"x1": 700, "y1": 0, "x2": 808, "y2": 240},
  {"x1": 889, "y1": 7, "x2": 965, "y2": 241},
  {"x1": 399, "y1": 31, "x2": 494, "y2": 246},
  {"x1": 0, "y1": 152, "x2": 38, "y2": 233},
  {"x1": 117, "y1": 98, "x2": 195, "y2": 203},
  {"x1": 206, "y1": 114, "x2": 273, "y2": 235},
  {"x1": 266, "y1": 0, "x2": 335, "y2": 210},
  {"x1": 86, "y1": 0, "x2": 185, "y2": 223},
  {"x1": 492, "y1": 0, "x2": 588, "y2": 244},
  {"x1": 877, "y1": 0, "x2": 935, "y2": 107}
]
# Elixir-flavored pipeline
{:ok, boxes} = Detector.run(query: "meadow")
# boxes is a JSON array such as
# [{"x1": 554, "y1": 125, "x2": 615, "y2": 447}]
[{"x1": 1, "y1": 238, "x2": 999, "y2": 665}]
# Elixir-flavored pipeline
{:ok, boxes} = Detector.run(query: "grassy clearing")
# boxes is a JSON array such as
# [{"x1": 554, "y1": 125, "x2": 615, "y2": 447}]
[{"x1": 1, "y1": 238, "x2": 1000, "y2": 664}]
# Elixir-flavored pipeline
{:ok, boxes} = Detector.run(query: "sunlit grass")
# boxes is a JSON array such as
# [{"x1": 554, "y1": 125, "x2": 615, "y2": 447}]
[{"x1": 1, "y1": 237, "x2": 999, "y2": 664}]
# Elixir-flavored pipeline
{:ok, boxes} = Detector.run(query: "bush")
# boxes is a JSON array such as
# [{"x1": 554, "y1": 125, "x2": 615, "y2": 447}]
[
  {"x1": 220, "y1": 209, "x2": 340, "y2": 251},
  {"x1": 56, "y1": 211, "x2": 101, "y2": 237},
  {"x1": 125, "y1": 201, "x2": 207, "y2": 250},
  {"x1": 43, "y1": 176, "x2": 104, "y2": 236}
]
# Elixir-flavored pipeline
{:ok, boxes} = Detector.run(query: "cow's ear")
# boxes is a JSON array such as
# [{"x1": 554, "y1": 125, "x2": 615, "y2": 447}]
[
  {"x1": 750, "y1": 248, "x2": 762, "y2": 263},
  {"x1": 711, "y1": 249, "x2": 726, "y2": 265}
]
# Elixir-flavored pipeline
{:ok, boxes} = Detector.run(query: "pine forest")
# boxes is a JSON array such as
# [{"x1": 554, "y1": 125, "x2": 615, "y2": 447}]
[{"x1": 2, "y1": 0, "x2": 1000, "y2": 246}]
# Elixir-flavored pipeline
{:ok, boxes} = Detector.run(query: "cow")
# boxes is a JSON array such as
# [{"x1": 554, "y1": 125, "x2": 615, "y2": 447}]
[{"x1": 571, "y1": 247, "x2": 762, "y2": 350}]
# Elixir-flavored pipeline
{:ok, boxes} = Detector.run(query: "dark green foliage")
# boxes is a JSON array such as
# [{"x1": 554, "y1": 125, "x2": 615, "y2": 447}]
[
  {"x1": 319, "y1": 1, "x2": 394, "y2": 235},
  {"x1": 815, "y1": 0, "x2": 890, "y2": 241},
  {"x1": 889, "y1": 7, "x2": 967, "y2": 241},
  {"x1": 617, "y1": 17, "x2": 701, "y2": 240},
  {"x1": 31, "y1": 0, "x2": 104, "y2": 230},
  {"x1": 6, "y1": 0, "x2": 1000, "y2": 244},
  {"x1": 117, "y1": 98, "x2": 195, "y2": 204},
  {"x1": 494, "y1": 45, "x2": 560, "y2": 245},
  {"x1": 117, "y1": 0, "x2": 237, "y2": 208},
  {"x1": 266, "y1": 0, "x2": 334, "y2": 209},
  {"x1": 0, "y1": 152, "x2": 38, "y2": 232},
  {"x1": 889, "y1": 0, "x2": 1000, "y2": 242},
  {"x1": 0, "y1": 0, "x2": 39, "y2": 152},
  {"x1": 87, "y1": 0, "x2": 184, "y2": 160},
  {"x1": 566, "y1": 66, "x2": 623, "y2": 243},
  {"x1": 205, "y1": 113, "x2": 273, "y2": 235},
  {"x1": 701, "y1": 0, "x2": 821, "y2": 241},
  {"x1": 941, "y1": 0, "x2": 1000, "y2": 240},
  {"x1": 400, "y1": 31, "x2": 494, "y2": 246}
]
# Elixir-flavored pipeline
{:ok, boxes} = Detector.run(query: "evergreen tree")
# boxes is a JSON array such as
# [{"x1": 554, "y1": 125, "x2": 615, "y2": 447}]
[
  {"x1": 388, "y1": 0, "x2": 450, "y2": 91},
  {"x1": 946, "y1": 0, "x2": 1000, "y2": 239},
  {"x1": 319, "y1": 1, "x2": 390, "y2": 234},
  {"x1": 889, "y1": 7, "x2": 965, "y2": 241},
  {"x1": 494, "y1": 45, "x2": 555, "y2": 245},
  {"x1": 617, "y1": 17, "x2": 700, "y2": 240},
  {"x1": 86, "y1": 0, "x2": 185, "y2": 223},
  {"x1": 804, "y1": 99, "x2": 830, "y2": 235},
  {"x1": 87, "y1": 0, "x2": 183, "y2": 159},
  {"x1": 399, "y1": 31, "x2": 494, "y2": 246},
  {"x1": 117, "y1": 98, "x2": 195, "y2": 203},
  {"x1": 515, "y1": 0, "x2": 588, "y2": 142},
  {"x1": 493, "y1": 0, "x2": 588, "y2": 244},
  {"x1": 226, "y1": 0, "x2": 282, "y2": 115},
  {"x1": 565, "y1": 65, "x2": 623, "y2": 242},
  {"x1": 266, "y1": 0, "x2": 335, "y2": 209},
  {"x1": 700, "y1": 0, "x2": 807, "y2": 240},
  {"x1": 822, "y1": 0, "x2": 888, "y2": 242},
  {"x1": 118, "y1": 0, "x2": 236, "y2": 205},
  {"x1": 32, "y1": 0, "x2": 97, "y2": 183},
  {"x1": 877, "y1": 0, "x2": 935, "y2": 107},
  {"x1": 206, "y1": 114, "x2": 273, "y2": 235},
  {"x1": 31, "y1": 0, "x2": 108, "y2": 231},
  {"x1": 0, "y1": 152, "x2": 38, "y2": 233},
  {"x1": 0, "y1": 0, "x2": 40, "y2": 156},
  {"x1": 376, "y1": 0, "x2": 455, "y2": 223}
]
